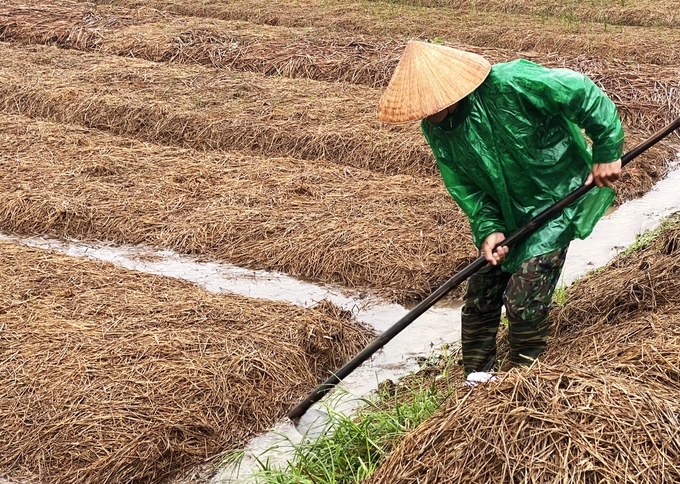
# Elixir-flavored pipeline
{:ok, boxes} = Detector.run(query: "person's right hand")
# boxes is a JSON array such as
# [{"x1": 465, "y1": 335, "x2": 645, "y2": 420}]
[{"x1": 482, "y1": 232, "x2": 508, "y2": 266}]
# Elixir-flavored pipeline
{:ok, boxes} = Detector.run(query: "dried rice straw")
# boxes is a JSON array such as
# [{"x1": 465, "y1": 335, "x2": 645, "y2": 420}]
[
  {"x1": 0, "y1": 240, "x2": 372, "y2": 483},
  {"x1": 1, "y1": 2, "x2": 678, "y2": 130},
  {"x1": 0, "y1": 114, "x2": 473, "y2": 303},
  {"x1": 63, "y1": 0, "x2": 680, "y2": 66},
  {"x1": 367, "y1": 364, "x2": 680, "y2": 483}
]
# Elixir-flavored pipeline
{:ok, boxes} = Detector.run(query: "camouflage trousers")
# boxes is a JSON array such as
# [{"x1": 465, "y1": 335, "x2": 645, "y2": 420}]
[{"x1": 461, "y1": 247, "x2": 568, "y2": 375}]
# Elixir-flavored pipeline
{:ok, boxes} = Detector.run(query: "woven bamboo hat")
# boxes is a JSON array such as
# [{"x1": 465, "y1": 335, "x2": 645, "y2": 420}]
[{"x1": 378, "y1": 41, "x2": 491, "y2": 123}]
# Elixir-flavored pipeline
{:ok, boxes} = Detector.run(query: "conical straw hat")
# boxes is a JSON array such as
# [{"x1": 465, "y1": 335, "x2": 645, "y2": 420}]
[{"x1": 378, "y1": 41, "x2": 491, "y2": 123}]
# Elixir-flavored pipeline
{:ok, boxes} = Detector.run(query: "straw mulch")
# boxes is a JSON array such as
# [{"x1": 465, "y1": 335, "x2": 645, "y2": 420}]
[
  {"x1": 0, "y1": 114, "x2": 475, "y2": 303},
  {"x1": 552, "y1": 221, "x2": 680, "y2": 336},
  {"x1": 0, "y1": 41, "x2": 433, "y2": 177},
  {"x1": 367, "y1": 0, "x2": 680, "y2": 29},
  {"x1": 547, "y1": 311, "x2": 680, "y2": 392},
  {"x1": 541, "y1": 224, "x2": 680, "y2": 400},
  {"x1": 614, "y1": 130, "x2": 672, "y2": 203},
  {"x1": 78, "y1": 0, "x2": 680, "y2": 66},
  {"x1": 0, "y1": 39, "x2": 675, "y2": 184},
  {"x1": 365, "y1": 364, "x2": 680, "y2": 484},
  {"x1": 0, "y1": 240, "x2": 373, "y2": 484},
  {"x1": 0, "y1": 0, "x2": 167, "y2": 50},
  {"x1": 545, "y1": 222, "x2": 680, "y2": 388},
  {"x1": 1, "y1": 2, "x2": 678, "y2": 131},
  {"x1": 0, "y1": 2, "x2": 401, "y2": 89}
]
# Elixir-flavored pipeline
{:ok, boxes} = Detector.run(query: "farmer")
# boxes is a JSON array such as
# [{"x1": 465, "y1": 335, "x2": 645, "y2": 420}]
[{"x1": 377, "y1": 41, "x2": 623, "y2": 381}]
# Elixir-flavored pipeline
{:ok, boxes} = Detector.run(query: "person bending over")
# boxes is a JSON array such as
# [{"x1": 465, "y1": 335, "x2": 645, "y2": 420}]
[{"x1": 377, "y1": 41, "x2": 623, "y2": 379}]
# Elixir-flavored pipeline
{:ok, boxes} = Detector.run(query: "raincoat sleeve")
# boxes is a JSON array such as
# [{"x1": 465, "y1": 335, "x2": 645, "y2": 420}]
[
  {"x1": 436, "y1": 155, "x2": 507, "y2": 249},
  {"x1": 509, "y1": 60, "x2": 624, "y2": 164}
]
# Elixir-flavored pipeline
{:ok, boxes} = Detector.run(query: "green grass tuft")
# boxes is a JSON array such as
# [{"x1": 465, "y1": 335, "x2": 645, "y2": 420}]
[
  {"x1": 227, "y1": 350, "x2": 461, "y2": 483},
  {"x1": 619, "y1": 213, "x2": 680, "y2": 258}
]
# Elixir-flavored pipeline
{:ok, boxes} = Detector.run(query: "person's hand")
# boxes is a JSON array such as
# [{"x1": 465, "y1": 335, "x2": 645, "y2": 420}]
[
  {"x1": 482, "y1": 232, "x2": 508, "y2": 266},
  {"x1": 585, "y1": 159, "x2": 622, "y2": 188}
]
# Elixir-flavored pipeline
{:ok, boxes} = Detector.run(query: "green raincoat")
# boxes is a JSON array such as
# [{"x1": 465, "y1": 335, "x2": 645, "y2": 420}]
[{"x1": 421, "y1": 59, "x2": 624, "y2": 272}]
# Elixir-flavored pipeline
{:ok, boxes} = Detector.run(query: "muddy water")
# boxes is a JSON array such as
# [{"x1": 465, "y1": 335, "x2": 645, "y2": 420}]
[{"x1": 1, "y1": 155, "x2": 678, "y2": 483}]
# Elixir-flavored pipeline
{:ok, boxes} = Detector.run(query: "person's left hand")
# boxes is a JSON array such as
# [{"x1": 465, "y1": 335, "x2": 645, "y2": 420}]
[{"x1": 585, "y1": 159, "x2": 622, "y2": 188}]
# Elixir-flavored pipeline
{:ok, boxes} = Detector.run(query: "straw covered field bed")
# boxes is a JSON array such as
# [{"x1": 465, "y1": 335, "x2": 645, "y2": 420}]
[
  {"x1": 0, "y1": 2, "x2": 678, "y2": 126},
  {"x1": 0, "y1": 0, "x2": 679, "y2": 483},
  {"x1": 0, "y1": 44, "x2": 667, "y2": 301},
  {"x1": 367, "y1": 220, "x2": 680, "y2": 483},
  {"x1": 0, "y1": 240, "x2": 372, "y2": 483},
  {"x1": 0, "y1": 1, "x2": 678, "y2": 301},
  {"x1": 367, "y1": 0, "x2": 680, "y2": 29},
  {"x1": 50, "y1": 0, "x2": 680, "y2": 65},
  {"x1": 0, "y1": 114, "x2": 472, "y2": 302}
]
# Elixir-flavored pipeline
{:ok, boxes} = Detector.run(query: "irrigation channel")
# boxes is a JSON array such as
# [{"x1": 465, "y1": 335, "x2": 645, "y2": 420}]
[{"x1": 1, "y1": 156, "x2": 678, "y2": 483}]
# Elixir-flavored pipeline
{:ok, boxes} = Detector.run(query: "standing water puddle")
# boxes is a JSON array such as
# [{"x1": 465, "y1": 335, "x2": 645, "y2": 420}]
[{"x1": 1, "y1": 155, "x2": 678, "y2": 483}]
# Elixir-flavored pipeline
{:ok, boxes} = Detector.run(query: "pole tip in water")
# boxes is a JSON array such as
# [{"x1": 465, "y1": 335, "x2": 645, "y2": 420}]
[{"x1": 290, "y1": 408, "x2": 332, "y2": 438}]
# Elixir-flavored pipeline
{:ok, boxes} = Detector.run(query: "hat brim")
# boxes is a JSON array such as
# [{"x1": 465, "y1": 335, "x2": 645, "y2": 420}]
[{"x1": 378, "y1": 41, "x2": 491, "y2": 124}]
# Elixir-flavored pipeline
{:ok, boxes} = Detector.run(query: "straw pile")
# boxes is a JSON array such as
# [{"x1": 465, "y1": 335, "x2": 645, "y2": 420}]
[
  {"x1": 544, "y1": 223, "x2": 680, "y2": 394},
  {"x1": 0, "y1": 2, "x2": 402, "y2": 88},
  {"x1": 548, "y1": 311, "x2": 680, "y2": 391},
  {"x1": 0, "y1": 1, "x2": 166, "y2": 49},
  {"x1": 0, "y1": 41, "x2": 433, "y2": 176},
  {"x1": 83, "y1": 0, "x2": 680, "y2": 66},
  {"x1": 0, "y1": 112, "x2": 669, "y2": 304},
  {"x1": 367, "y1": 219, "x2": 680, "y2": 483},
  {"x1": 0, "y1": 39, "x2": 675, "y2": 184},
  {"x1": 614, "y1": 130, "x2": 670, "y2": 203},
  {"x1": 545, "y1": 223, "x2": 680, "y2": 386},
  {"x1": 366, "y1": 364, "x2": 680, "y2": 483},
  {"x1": 0, "y1": 114, "x2": 474, "y2": 303},
  {"x1": 552, "y1": 221, "x2": 680, "y2": 336},
  {"x1": 0, "y1": 240, "x2": 373, "y2": 483}
]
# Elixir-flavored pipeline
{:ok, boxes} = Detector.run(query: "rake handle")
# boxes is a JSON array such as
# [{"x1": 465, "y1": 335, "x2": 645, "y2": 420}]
[{"x1": 288, "y1": 115, "x2": 680, "y2": 421}]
